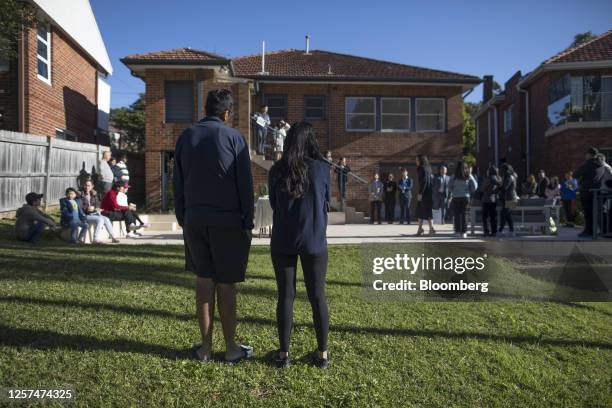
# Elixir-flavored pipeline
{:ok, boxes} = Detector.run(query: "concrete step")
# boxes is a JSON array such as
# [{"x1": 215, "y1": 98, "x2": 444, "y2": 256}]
[
  {"x1": 147, "y1": 221, "x2": 181, "y2": 232},
  {"x1": 139, "y1": 214, "x2": 177, "y2": 223},
  {"x1": 327, "y1": 211, "x2": 346, "y2": 225}
]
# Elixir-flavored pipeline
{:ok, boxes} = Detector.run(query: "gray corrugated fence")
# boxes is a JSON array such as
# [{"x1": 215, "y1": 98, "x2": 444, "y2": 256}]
[{"x1": 0, "y1": 130, "x2": 109, "y2": 212}]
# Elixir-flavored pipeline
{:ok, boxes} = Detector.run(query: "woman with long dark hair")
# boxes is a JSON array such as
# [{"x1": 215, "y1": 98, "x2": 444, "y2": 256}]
[
  {"x1": 415, "y1": 154, "x2": 435, "y2": 236},
  {"x1": 268, "y1": 122, "x2": 330, "y2": 369},
  {"x1": 499, "y1": 164, "x2": 519, "y2": 237}
]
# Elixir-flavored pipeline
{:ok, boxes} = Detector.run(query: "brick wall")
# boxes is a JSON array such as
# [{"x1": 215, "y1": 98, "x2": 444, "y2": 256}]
[
  {"x1": 144, "y1": 68, "x2": 251, "y2": 210},
  {"x1": 143, "y1": 71, "x2": 465, "y2": 212},
  {"x1": 253, "y1": 83, "x2": 465, "y2": 212},
  {"x1": 23, "y1": 26, "x2": 99, "y2": 142}
]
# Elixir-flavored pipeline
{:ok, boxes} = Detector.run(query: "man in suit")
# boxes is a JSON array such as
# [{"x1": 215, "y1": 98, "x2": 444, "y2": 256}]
[
  {"x1": 432, "y1": 164, "x2": 450, "y2": 224},
  {"x1": 383, "y1": 173, "x2": 398, "y2": 223}
]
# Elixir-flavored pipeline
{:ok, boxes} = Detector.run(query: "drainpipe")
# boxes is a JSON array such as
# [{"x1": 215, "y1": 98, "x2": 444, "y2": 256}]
[
  {"x1": 518, "y1": 87, "x2": 530, "y2": 177},
  {"x1": 493, "y1": 107, "x2": 499, "y2": 165},
  {"x1": 18, "y1": 27, "x2": 25, "y2": 132}
]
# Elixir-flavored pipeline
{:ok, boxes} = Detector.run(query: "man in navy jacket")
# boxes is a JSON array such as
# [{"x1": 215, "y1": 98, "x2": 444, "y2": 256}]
[{"x1": 173, "y1": 89, "x2": 254, "y2": 363}]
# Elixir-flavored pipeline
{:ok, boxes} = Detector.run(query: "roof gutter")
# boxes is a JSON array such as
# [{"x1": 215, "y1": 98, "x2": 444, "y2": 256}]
[
  {"x1": 517, "y1": 59, "x2": 612, "y2": 88},
  {"x1": 472, "y1": 94, "x2": 505, "y2": 120}
]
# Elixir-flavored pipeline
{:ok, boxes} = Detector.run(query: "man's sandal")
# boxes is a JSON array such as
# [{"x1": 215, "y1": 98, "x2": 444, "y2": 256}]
[{"x1": 225, "y1": 345, "x2": 253, "y2": 365}]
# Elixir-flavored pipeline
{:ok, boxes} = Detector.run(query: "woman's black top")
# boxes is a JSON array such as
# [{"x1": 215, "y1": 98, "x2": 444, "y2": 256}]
[{"x1": 269, "y1": 158, "x2": 330, "y2": 255}]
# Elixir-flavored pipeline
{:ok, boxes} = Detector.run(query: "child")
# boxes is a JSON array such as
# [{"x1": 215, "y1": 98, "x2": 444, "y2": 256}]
[{"x1": 60, "y1": 187, "x2": 89, "y2": 243}]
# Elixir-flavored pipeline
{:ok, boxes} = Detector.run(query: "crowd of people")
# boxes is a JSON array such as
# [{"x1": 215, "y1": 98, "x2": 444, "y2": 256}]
[
  {"x1": 355, "y1": 147, "x2": 612, "y2": 238},
  {"x1": 14, "y1": 152, "x2": 149, "y2": 244}
]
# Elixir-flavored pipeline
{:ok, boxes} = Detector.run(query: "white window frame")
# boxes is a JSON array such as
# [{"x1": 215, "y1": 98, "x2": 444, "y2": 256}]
[
  {"x1": 55, "y1": 128, "x2": 77, "y2": 142},
  {"x1": 503, "y1": 105, "x2": 513, "y2": 133},
  {"x1": 36, "y1": 23, "x2": 51, "y2": 85},
  {"x1": 345, "y1": 97, "x2": 376, "y2": 132},
  {"x1": 380, "y1": 97, "x2": 411, "y2": 132},
  {"x1": 415, "y1": 98, "x2": 445, "y2": 132}
]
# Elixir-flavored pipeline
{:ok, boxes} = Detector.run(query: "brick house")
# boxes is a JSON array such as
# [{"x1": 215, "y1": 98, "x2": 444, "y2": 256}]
[
  {"x1": 121, "y1": 45, "x2": 480, "y2": 212},
  {"x1": 0, "y1": 0, "x2": 112, "y2": 143},
  {"x1": 474, "y1": 29, "x2": 612, "y2": 181}
]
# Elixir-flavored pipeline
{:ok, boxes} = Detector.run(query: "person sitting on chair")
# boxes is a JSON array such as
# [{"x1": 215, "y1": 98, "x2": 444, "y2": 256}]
[
  {"x1": 80, "y1": 180, "x2": 119, "y2": 244},
  {"x1": 60, "y1": 187, "x2": 89, "y2": 244}
]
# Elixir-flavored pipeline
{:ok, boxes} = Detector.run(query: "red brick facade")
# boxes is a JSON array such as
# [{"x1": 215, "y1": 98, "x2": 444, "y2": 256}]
[
  {"x1": 0, "y1": 26, "x2": 101, "y2": 143},
  {"x1": 475, "y1": 68, "x2": 612, "y2": 182}
]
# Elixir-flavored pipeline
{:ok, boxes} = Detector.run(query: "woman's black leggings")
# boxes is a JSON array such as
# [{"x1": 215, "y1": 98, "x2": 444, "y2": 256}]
[{"x1": 271, "y1": 251, "x2": 329, "y2": 353}]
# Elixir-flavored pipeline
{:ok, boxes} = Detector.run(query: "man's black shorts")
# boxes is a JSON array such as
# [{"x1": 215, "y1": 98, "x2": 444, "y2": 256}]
[{"x1": 183, "y1": 224, "x2": 252, "y2": 283}]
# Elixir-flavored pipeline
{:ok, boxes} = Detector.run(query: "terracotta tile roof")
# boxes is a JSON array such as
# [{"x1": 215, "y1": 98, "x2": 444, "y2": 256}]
[
  {"x1": 121, "y1": 48, "x2": 229, "y2": 64},
  {"x1": 544, "y1": 30, "x2": 612, "y2": 64},
  {"x1": 231, "y1": 49, "x2": 479, "y2": 82}
]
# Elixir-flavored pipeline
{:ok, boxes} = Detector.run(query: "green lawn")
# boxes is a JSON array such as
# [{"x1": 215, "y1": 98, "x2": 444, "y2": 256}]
[{"x1": 0, "y1": 220, "x2": 610, "y2": 407}]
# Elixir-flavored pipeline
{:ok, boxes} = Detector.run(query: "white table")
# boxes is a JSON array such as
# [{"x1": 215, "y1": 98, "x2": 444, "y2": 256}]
[{"x1": 254, "y1": 196, "x2": 273, "y2": 237}]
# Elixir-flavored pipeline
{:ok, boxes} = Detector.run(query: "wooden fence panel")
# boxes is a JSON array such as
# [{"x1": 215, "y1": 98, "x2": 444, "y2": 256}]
[{"x1": 0, "y1": 130, "x2": 109, "y2": 212}]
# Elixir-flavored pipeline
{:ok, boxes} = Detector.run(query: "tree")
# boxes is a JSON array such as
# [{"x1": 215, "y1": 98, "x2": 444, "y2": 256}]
[
  {"x1": 109, "y1": 94, "x2": 145, "y2": 153},
  {"x1": 570, "y1": 31, "x2": 595, "y2": 48},
  {"x1": 0, "y1": 0, "x2": 38, "y2": 59},
  {"x1": 492, "y1": 80, "x2": 502, "y2": 95},
  {"x1": 462, "y1": 102, "x2": 482, "y2": 166}
]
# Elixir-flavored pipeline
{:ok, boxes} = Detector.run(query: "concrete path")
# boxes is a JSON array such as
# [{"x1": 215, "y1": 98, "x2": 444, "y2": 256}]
[{"x1": 113, "y1": 223, "x2": 596, "y2": 246}]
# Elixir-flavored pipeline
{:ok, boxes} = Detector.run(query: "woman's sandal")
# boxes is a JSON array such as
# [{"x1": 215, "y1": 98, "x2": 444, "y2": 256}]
[
  {"x1": 312, "y1": 350, "x2": 329, "y2": 369},
  {"x1": 416, "y1": 227, "x2": 424, "y2": 236},
  {"x1": 225, "y1": 344, "x2": 253, "y2": 365},
  {"x1": 267, "y1": 350, "x2": 290, "y2": 369}
]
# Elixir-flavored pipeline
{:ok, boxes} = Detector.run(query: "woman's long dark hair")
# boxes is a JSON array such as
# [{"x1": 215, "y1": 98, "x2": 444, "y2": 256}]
[
  {"x1": 269, "y1": 122, "x2": 321, "y2": 198},
  {"x1": 417, "y1": 154, "x2": 431, "y2": 172},
  {"x1": 454, "y1": 161, "x2": 468, "y2": 180}
]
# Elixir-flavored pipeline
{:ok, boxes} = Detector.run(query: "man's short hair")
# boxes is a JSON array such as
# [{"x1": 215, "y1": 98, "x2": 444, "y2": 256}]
[{"x1": 205, "y1": 89, "x2": 233, "y2": 117}]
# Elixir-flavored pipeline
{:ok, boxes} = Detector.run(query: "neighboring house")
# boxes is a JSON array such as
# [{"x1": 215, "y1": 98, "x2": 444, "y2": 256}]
[
  {"x1": 474, "y1": 29, "x2": 612, "y2": 180},
  {"x1": 0, "y1": 0, "x2": 112, "y2": 144},
  {"x1": 121, "y1": 44, "x2": 480, "y2": 211}
]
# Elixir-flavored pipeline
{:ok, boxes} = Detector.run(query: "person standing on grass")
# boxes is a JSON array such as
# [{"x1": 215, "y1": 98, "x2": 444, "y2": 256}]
[
  {"x1": 173, "y1": 89, "x2": 254, "y2": 363},
  {"x1": 480, "y1": 165, "x2": 501, "y2": 237},
  {"x1": 573, "y1": 147, "x2": 605, "y2": 238},
  {"x1": 449, "y1": 161, "x2": 477, "y2": 238},
  {"x1": 560, "y1": 171, "x2": 578, "y2": 227},
  {"x1": 415, "y1": 154, "x2": 435, "y2": 236},
  {"x1": 268, "y1": 122, "x2": 330, "y2": 369},
  {"x1": 368, "y1": 172, "x2": 383, "y2": 224},
  {"x1": 98, "y1": 150, "x2": 114, "y2": 197},
  {"x1": 15, "y1": 192, "x2": 58, "y2": 243},
  {"x1": 398, "y1": 168, "x2": 413, "y2": 225},
  {"x1": 383, "y1": 173, "x2": 397, "y2": 224}
]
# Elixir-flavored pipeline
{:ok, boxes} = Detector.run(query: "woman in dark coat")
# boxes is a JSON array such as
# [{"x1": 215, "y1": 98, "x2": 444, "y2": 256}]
[{"x1": 415, "y1": 154, "x2": 435, "y2": 236}]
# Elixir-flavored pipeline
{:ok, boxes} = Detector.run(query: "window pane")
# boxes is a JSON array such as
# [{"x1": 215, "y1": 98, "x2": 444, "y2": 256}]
[
  {"x1": 37, "y1": 25, "x2": 48, "y2": 39},
  {"x1": 381, "y1": 114, "x2": 410, "y2": 130},
  {"x1": 37, "y1": 40, "x2": 47, "y2": 59},
  {"x1": 346, "y1": 98, "x2": 374, "y2": 114},
  {"x1": 382, "y1": 98, "x2": 410, "y2": 114},
  {"x1": 265, "y1": 96, "x2": 285, "y2": 108},
  {"x1": 305, "y1": 107, "x2": 324, "y2": 119},
  {"x1": 417, "y1": 99, "x2": 443, "y2": 115},
  {"x1": 165, "y1": 81, "x2": 193, "y2": 122},
  {"x1": 347, "y1": 114, "x2": 375, "y2": 130},
  {"x1": 602, "y1": 92, "x2": 612, "y2": 121},
  {"x1": 416, "y1": 115, "x2": 443, "y2": 131},
  {"x1": 37, "y1": 59, "x2": 48, "y2": 79},
  {"x1": 268, "y1": 107, "x2": 286, "y2": 119},
  {"x1": 305, "y1": 96, "x2": 324, "y2": 108}
]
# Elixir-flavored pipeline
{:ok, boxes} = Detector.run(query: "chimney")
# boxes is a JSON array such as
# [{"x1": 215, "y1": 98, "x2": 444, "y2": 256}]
[
  {"x1": 483, "y1": 75, "x2": 493, "y2": 102},
  {"x1": 305, "y1": 35, "x2": 310, "y2": 54}
]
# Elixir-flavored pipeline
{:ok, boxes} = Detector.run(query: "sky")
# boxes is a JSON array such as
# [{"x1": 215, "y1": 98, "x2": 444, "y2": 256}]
[{"x1": 90, "y1": 0, "x2": 612, "y2": 108}]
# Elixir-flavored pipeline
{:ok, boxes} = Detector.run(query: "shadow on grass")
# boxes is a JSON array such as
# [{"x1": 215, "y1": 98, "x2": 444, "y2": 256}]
[{"x1": 1, "y1": 296, "x2": 611, "y2": 355}]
